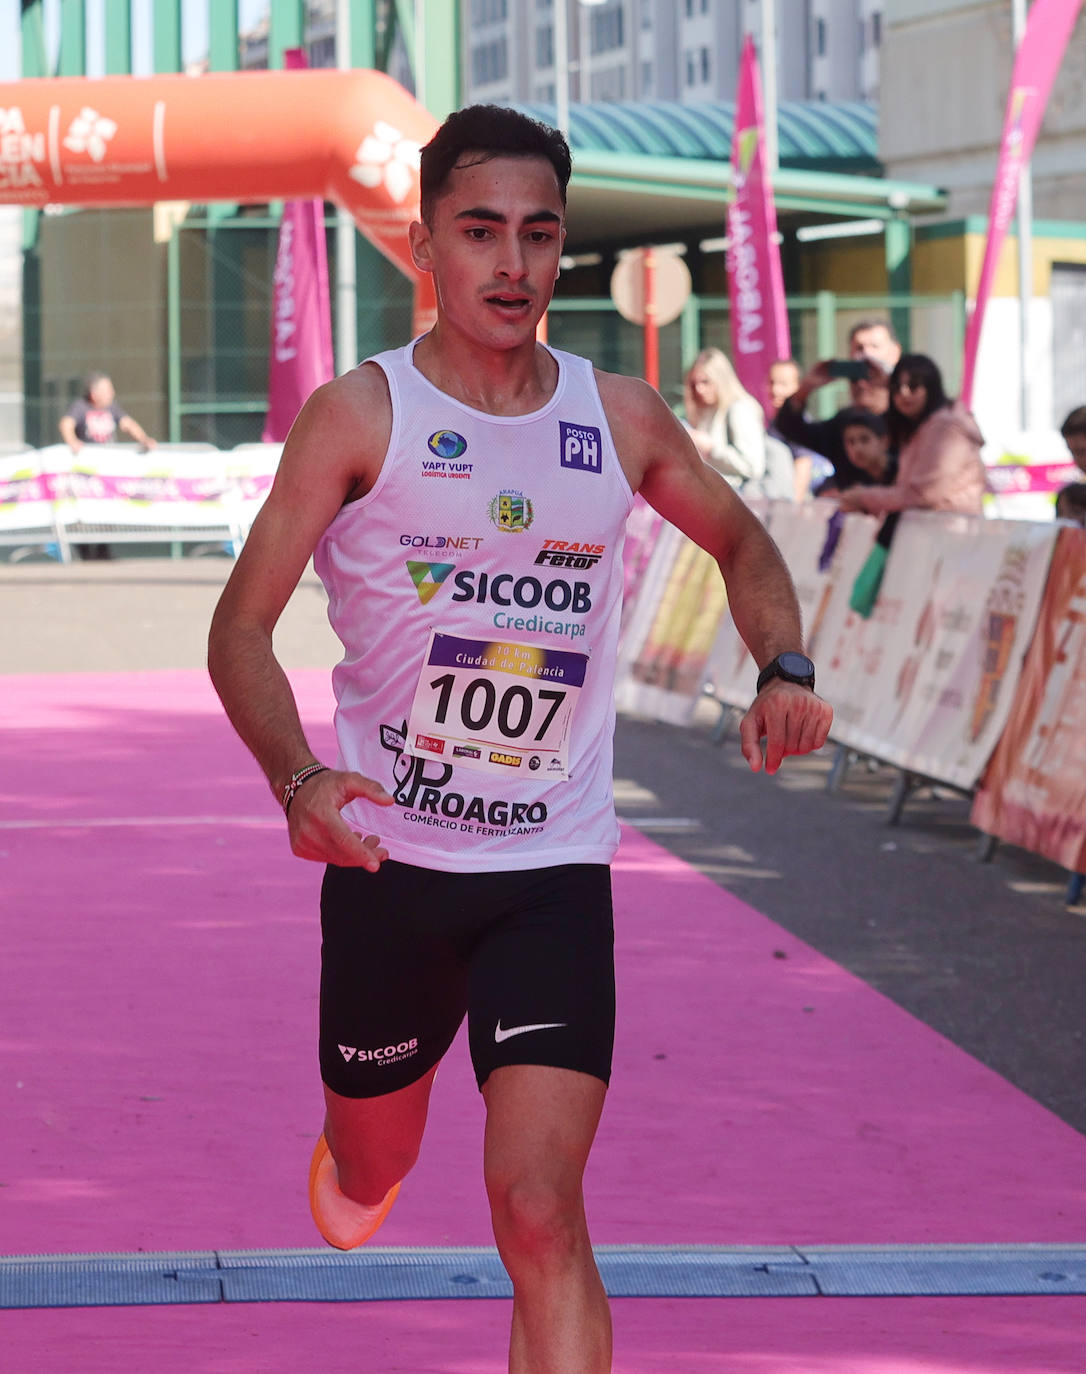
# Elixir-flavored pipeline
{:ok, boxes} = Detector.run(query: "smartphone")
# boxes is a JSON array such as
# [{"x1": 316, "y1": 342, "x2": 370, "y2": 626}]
[{"x1": 827, "y1": 359, "x2": 869, "y2": 381}]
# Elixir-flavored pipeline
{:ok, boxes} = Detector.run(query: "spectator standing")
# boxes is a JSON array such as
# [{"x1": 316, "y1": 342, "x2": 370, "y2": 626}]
[
  {"x1": 58, "y1": 373, "x2": 157, "y2": 560},
  {"x1": 683, "y1": 347, "x2": 768, "y2": 493},
  {"x1": 837, "y1": 354, "x2": 987, "y2": 521},
  {"x1": 768, "y1": 358, "x2": 834, "y2": 500},
  {"x1": 774, "y1": 319, "x2": 903, "y2": 491},
  {"x1": 59, "y1": 372, "x2": 156, "y2": 456}
]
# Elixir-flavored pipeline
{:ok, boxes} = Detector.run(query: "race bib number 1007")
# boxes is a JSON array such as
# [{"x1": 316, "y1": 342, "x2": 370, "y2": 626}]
[{"x1": 405, "y1": 631, "x2": 588, "y2": 782}]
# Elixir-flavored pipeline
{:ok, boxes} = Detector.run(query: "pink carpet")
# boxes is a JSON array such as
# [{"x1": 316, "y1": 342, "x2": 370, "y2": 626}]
[{"x1": 2, "y1": 670, "x2": 1084, "y2": 1370}]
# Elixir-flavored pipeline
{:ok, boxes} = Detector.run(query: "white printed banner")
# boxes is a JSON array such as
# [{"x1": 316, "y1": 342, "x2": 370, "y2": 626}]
[
  {"x1": 704, "y1": 500, "x2": 877, "y2": 708},
  {"x1": 816, "y1": 513, "x2": 1058, "y2": 789}
]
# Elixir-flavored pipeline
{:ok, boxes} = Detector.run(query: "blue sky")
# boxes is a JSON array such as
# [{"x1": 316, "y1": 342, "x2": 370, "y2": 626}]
[{"x1": 0, "y1": 0, "x2": 270, "y2": 81}]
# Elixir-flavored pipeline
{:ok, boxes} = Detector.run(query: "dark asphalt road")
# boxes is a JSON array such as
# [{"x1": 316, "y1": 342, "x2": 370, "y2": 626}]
[
  {"x1": 5, "y1": 556, "x2": 1084, "y2": 1135},
  {"x1": 613, "y1": 707, "x2": 1086, "y2": 1136}
]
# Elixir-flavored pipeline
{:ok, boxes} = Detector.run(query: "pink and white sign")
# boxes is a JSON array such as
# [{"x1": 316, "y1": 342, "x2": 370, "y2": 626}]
[
  {"x1": 960, "y1": 0, "x2": 1084, "y2": 408},
  {"x1": 726, "y1": 34, "x2": 790, "y2": 418}
]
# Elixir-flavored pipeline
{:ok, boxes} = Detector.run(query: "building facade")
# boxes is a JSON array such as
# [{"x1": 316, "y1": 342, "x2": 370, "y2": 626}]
[
  {"x1": 880, "y1": 0, "x2": 1086, "y2": 431},
  {"x1": 464, "y1": 0, "x2": 884, "y2": 108}
]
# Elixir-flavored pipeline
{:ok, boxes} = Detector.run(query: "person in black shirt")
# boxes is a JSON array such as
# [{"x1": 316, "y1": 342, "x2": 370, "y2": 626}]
[
  {"x1": 774, "y1": 319, "x2": 901, "y2": 492},
  {"x1": 59, "y1": 373, "x2": 156, "y2": 455},
  {"x1": 58, "y1": 373, "x2": 156, "y2": 560}
]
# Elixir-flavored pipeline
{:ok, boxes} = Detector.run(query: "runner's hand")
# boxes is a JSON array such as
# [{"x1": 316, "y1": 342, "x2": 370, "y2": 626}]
[
  {"x1": 287, "y1": 768, "x2": 394, "y2": 870},
  {"x1": 739, "y1": 681, "x2": 833, "y2": 775}
]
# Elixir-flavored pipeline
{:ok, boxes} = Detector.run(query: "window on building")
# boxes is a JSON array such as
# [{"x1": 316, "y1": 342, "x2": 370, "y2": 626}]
[
  {"x1": 700, "y1": 0, "x2": 709, "y2": 11},
  {"x1": 700, "y1": 45, "x2": 710, "y2": 82},
  {"x1": 872, "y1": 11, "x2": 882, "y2": 46},
  {"x1": 642, "y1": 0, "x2": 652, "y2": 29},
  {"x1": 641, "y1": 60, "x2": 653, "y2": 91},
  {"x1": 472, "y1": 0, "x2": 508, "y2": 21},
  {"x1": 590, "y1": 6, "x2": 625, "y2": 55},
  {"x1": 685, "y1": 50, "x2": 695, "y2": 86},
  {"x1": 536, "y1": 24, "x2": 554, "y2": 67},
  {"x1": 858, "y1": 18, "x2": 866, "y2": 55},
  {"x1": 471, "y1": 37, "x2": 508, "y2": 85},
  {"x1": 816, "y1": 17, "x2": 826, "y2": 57},
  {"x1": 684, "y1": 0, "x2": 694, "y2": 16}
]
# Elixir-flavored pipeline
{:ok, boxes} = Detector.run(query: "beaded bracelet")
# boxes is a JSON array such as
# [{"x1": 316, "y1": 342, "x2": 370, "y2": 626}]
[{"x1": 281, "y1": 763, "x2": 328, "y2": 815}]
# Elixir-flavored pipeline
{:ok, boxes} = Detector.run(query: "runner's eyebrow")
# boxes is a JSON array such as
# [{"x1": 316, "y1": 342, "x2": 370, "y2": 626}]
[{"x1": 454, "y1": 207, "x2": 562, "y2": 226}]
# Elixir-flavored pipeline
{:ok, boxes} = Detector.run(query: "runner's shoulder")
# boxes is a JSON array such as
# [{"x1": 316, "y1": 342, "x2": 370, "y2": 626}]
[
  {"x1": 282, "y1": 362, "x2": 392, "y2": 494},
  {"x1": 593, "y1": 367, "x2": 688, "y2": 479}
]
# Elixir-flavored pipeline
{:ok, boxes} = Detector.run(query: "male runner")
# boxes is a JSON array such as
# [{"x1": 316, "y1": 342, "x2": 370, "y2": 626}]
[{"x1": 208, "y1": 105, "x2": 832, "y2": 1374}]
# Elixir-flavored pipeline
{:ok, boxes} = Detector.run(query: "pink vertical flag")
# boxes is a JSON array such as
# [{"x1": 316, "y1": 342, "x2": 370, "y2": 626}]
[
  {"x1": 960, "y1": 0, "x2": 1083, "y2": 409},
  {"x1": 262, "y1": 49, "x2": 335, "y2": 442},
  {"x1": 727, "y1": 34, "x2": 791, "y2": 419}
]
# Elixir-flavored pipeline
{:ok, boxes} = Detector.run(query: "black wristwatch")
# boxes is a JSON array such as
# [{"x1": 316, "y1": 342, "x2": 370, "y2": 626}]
[{"x1": 756, "y1": 651, "x2": 816, "y2": 694}]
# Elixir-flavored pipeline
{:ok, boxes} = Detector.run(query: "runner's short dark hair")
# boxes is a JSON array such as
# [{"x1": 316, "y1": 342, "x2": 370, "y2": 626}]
[{"x1": 420, "y1": 105, "x2": 572, "y2": 225}]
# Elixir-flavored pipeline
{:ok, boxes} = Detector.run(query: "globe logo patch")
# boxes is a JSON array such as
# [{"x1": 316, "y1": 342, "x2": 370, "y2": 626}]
[{"x1": 428, "y1": 430, "x2": 467, "y2": 460}]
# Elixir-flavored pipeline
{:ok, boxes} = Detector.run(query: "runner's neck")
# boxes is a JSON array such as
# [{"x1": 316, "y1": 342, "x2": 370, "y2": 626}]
[{"x1": 412, "y1": 330, "x2": 558, "y2": 417}]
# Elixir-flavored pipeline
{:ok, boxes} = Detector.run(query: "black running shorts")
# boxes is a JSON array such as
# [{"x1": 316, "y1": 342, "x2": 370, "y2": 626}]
[{"x1": 319, "y1": 860, "x2": 615, "y2": 1098}]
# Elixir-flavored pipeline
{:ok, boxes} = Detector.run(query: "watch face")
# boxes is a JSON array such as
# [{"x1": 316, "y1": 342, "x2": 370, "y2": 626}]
[{"x1": 778, "y1": 651, "x2": 814, "y2": 679}]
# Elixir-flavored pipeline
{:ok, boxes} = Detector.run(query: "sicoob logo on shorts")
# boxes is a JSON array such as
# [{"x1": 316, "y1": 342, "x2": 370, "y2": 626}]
[{"x1": 489, "y1": 490, "x2": 534, "y2": 532}]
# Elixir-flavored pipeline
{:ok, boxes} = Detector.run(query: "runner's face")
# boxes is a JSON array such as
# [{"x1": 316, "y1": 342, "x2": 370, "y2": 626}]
[
  {"x1": 88, "y1": 378, "x2": 115, "y2": 407},
  {"x1": 411, "y1": 154, "x2": 565, "y2": 347}
]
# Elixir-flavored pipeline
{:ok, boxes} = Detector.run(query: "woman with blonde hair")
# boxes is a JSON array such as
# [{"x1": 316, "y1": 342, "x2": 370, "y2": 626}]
[{"x1": 682, "y1": 347, "x2": 770, "y2": 494}]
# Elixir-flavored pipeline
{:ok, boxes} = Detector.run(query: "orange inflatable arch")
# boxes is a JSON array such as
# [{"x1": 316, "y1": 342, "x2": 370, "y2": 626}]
[{"x1": 0, "y1": 68, "x2": 439, "y2": 316}]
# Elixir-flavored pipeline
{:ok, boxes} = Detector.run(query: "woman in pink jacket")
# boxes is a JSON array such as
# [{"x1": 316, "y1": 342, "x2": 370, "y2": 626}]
[{"x1": 837, "y1": 354, "x2": 987, "y2": 520}]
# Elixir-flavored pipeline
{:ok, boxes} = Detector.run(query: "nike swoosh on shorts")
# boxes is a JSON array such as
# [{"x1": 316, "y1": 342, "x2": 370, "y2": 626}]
[{"x1": 494, "y1": 1020, "x2": 568, "y2": 1044}]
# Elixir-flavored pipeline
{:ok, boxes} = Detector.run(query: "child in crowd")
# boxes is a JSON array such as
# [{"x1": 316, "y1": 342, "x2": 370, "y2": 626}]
[{"x1": 838, "y1": 407, "x2": 895, "y2": 486}]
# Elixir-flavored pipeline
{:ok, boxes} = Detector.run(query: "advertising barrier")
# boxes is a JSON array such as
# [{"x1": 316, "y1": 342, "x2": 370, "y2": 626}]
[
  {"x1": 4, "y1": 442, "x2": 1083, "y2": 878},
  {"x1": 972, "y1": 527, "x2": 1086, "y2": 873},
  {"x1": 0, "y1": 443, "x2": 281, "y2": 559},
  {"x1": 621, "y1": 500, "x2": 1060, "y2": 794}
]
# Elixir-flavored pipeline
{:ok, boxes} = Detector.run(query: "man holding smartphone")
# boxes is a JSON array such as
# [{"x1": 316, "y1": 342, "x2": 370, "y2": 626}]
[{"x1": 774, "y1": 319, "x2": 902, "y2": 492}]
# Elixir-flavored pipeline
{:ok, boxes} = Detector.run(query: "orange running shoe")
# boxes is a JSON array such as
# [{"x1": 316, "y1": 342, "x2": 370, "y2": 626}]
[{"x1": 308, "y1": 1133, "x2": 400, "y2": 1250}]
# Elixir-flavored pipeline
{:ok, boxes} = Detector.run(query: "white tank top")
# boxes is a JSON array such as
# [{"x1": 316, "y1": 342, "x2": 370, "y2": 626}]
[{"x1": 313, "y1": 338, "x2": 635, "y2": 873}]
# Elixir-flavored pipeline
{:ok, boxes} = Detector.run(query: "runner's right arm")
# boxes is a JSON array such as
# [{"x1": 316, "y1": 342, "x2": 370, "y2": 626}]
[{"x1": 207, "y1": 365, "x2": 395, "y2": 869}]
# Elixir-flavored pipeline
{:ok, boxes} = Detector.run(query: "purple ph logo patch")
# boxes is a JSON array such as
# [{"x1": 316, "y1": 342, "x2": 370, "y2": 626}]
[{"x1": 559, "y1": 421, "x2": 602, "y2": 474}]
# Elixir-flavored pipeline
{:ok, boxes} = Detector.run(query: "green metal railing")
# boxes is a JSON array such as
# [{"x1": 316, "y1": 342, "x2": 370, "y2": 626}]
[{"x1": 159, "y1": 211, "x2": 967, "y2": 444}]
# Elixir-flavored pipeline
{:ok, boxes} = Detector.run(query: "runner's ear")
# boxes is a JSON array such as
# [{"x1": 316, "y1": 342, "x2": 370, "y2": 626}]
[{"x1": 408, "y1": 220, "x2": 434, "y2": 274}]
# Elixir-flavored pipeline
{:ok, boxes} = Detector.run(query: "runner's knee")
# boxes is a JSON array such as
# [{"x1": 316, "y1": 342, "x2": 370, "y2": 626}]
[{"x1": 487, "y1": 1173, "x2": 586, "y2": 1268}]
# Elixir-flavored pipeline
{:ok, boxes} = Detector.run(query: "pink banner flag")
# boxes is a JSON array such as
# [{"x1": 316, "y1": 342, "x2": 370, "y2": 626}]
[
  {"x1": 262, "y1": 49, "x2": 335, "y2": 442},
  {"x1": 960, "y1": 0, "x2": 1083, "y2": 409},
  {"x1": 726, "y1": 34, "x2": 790, "y2": 419}
]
